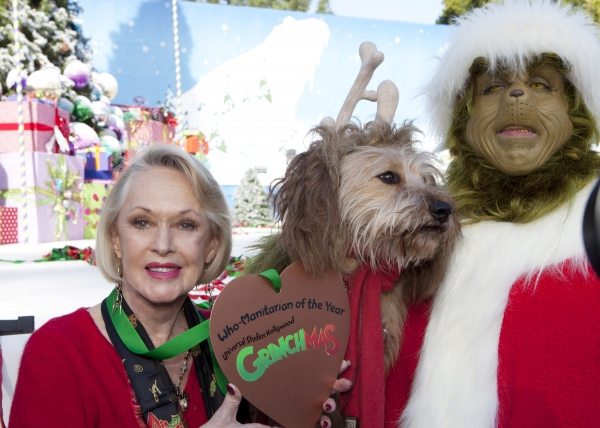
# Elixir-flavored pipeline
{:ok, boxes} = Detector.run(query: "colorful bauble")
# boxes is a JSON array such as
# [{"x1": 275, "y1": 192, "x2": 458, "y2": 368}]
[
  {"x1": 58, "y1": 97, "x2": 75, "y2": 114},
  {"x1": 70, "y1": 122, "x2": 100, "y2": 149},
  {"x1": 100, "y1": 73, "x2": 119, "y2": 100},
  {"x1": 110, "y1": 106, "x2": 124, "y2": 119},
  {"x1": 73, "y1": 95, "x2": 93, "y2": 121},
  {"x1": 100, "y1": 135, "x2": 122, "y2": 163},
  {"x1": 92, "y1": 101, "x2": 111, "y2": 126},
  {"x1": 90, "y1": 83, "x2": 103, "y2": 102},
  {"x1": 63, "y1": 60, "x2": 90, "y2": 89},
  {"x1": 6, "y1": 68, "x2": 27, "y2": 90},
  {"x1": 107, "y1": 114, "x2": 126, "y2": 139},
  {"x1": 26, "y1": 69, "x2": 62, "y2": 100}
]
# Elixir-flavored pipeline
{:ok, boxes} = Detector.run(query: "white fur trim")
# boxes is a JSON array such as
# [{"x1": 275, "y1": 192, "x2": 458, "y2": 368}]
[
  {"x1": 399, "y1": 182, "x2": 595, "y2": 428},
  {"x1": 422, "y1": 0, "x2": 600, "y2": 144}
]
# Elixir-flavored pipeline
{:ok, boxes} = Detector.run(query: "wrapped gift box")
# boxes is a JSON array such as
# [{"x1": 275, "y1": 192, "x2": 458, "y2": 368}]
[
  {"x1": 76, "y1": 146, "x2": 113, "y2": 171},
  {"x1": 0, "y1": 206, "x2": 18, "y2": 244},
  {"x1": 126, "y1": 119, "x2": 175, "y2": 146},
  {"x1": 0, "y1": 101, "x2": 70, "y2": 153},
  {"x1": 83, "y1": 180, "x2": 114, "y2": 239},
  {"x1": 0, "y1": 152, "x2": 84, "y2": 243}
]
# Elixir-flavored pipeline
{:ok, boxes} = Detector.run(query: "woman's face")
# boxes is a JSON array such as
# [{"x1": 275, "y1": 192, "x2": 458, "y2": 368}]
[{"x1": 111, "y1": 167, "x2": 218, "y2": 307}]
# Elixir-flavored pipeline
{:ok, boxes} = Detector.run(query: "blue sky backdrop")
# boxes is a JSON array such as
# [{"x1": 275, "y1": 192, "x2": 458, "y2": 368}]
[{"x1": 78, "y1": 1, "x2": 449, "y2": 184}]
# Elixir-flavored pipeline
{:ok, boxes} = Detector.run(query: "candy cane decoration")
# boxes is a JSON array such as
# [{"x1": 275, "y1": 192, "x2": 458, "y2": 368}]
[
  {"x1": 12, "y1": 0, "x2": 27, "y2": 244},
  {"x1": 171, "y1": 0, "x2": 184, "y2": 147}
]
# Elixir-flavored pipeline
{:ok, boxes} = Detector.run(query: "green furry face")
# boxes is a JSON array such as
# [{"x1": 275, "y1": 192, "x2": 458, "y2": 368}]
[
  {"x1": 467, "y1": 63, "x2": 572, "y2": 176},
  {"x1": 447, "y1": 53, "x2": 600, "y2": 223}
]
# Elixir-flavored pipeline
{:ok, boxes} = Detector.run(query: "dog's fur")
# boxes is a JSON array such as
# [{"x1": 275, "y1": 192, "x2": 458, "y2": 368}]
[{"x1": 246, "y1": 120, "x2": 461, "y2": 371}]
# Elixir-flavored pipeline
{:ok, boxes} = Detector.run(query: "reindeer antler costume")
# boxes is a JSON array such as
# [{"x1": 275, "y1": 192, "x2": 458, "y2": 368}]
[{"x1": 247, "y1": 42, "x2": 459, "y2": 428}]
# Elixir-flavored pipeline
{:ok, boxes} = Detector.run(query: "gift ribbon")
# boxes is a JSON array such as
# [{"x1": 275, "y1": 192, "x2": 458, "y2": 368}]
[
  {"x1": 0, "y1": 123, "x2": 53, "y2": 131},
  {"x1": 0, "y1": 156, "x2": 82, "y2": 241},
  {"x1": 94, "y1": 146, "x2": 101, "y2": 170}
]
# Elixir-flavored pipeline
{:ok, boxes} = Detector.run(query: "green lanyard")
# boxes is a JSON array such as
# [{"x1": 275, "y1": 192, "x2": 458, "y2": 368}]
[
  {"x1": 105, "y1": 269, "x2": 280, "y2": 394},
  {"x1": 105, "y1": 288, "x2": 228, "y2": 393}
]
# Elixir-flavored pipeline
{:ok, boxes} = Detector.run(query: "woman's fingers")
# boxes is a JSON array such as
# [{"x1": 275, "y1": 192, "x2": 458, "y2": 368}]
[
  {"x1": 332, "y1": 377, "x2": 352, "y2": 394},
  {"x1": 205, "y1": 383, "x2": 242, "y2": 426},
  {"x1": 318, "y1": 415, "x2": 332, "y2": 428},
  {"x1": 339, "y1": 360, "x2": 351, "y2": 374},
  {"x1": 323, "y1": 397, "x2": 336, "y2": 413}
]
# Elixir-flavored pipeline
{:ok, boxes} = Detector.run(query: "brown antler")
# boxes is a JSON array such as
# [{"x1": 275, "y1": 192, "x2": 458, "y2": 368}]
[{"x1": 320, "y1": 41, "x2": 398, "y2": 129}]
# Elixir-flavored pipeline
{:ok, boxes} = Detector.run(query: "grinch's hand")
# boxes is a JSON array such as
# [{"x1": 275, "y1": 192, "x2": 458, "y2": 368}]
[
  {"x1": 201, "y1": 384, "x2": 271, "y2": 428},
  {"x1": 317, "y1": 360, "x2": 352, "y2": 428}
]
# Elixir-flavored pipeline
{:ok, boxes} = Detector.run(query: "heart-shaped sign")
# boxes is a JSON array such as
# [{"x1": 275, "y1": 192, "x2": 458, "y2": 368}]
[{"x1": 210, "y1": 261, "x2": 350, "y2": 428}]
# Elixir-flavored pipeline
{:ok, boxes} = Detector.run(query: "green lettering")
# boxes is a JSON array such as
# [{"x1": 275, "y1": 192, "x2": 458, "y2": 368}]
[
  {"x1": 237, "y1": 346, "x2": 264, "y2": 382},
  {"x1": 258, "y1": 347, "x2": 273, "y2": 369}
]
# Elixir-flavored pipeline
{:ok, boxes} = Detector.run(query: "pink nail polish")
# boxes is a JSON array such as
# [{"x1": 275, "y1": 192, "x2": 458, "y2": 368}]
[
  {"x1": 227, "y1": 384, "x2": 234, "y2": 395},
  {"x1": 325, "y1": 404, "x2": 332, "y2": 412}
]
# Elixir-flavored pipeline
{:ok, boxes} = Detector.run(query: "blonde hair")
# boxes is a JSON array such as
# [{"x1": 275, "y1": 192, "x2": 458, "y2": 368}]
[{"x1": 95, "y1": 144, "x2": 232, "y2": 286}]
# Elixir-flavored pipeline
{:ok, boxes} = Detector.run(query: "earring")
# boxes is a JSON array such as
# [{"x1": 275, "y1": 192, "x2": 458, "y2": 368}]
[
  {"x1": 204, "y1": 261, "x2": 214, "y2": 308},
  {"x1": 112, "y1": 258, "x2": 123, "y2": 315}
]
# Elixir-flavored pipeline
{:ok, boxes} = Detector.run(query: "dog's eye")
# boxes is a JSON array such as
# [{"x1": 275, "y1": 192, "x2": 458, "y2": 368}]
[{"x1": 378, "y1": 171, "x2": 400, "y2": 184}]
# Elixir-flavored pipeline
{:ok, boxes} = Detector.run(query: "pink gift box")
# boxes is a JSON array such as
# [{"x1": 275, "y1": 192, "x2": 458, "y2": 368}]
[
  {"x1": 0, "y1": 152, "x2": 84, "y2": 243},
  {"x1": 0, "y1": 206, "x2": 18, "y2": 244},
  {"x1": 126, "y1": 119, "x2": 175, "y2": 146},
  {"x1": 0, "y1": 101, "x2": 70, "y2": 154}
]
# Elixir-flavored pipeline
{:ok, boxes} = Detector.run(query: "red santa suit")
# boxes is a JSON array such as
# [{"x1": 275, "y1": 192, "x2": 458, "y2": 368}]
[{"x1": 394, "y1": 182, "x2": 600, "y2": 428}]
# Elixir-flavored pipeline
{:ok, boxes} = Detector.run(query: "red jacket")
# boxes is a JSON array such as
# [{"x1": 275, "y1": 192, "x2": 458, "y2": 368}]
[{"x1": 9, "y1": 308, "x2": 207, "y2": 428}]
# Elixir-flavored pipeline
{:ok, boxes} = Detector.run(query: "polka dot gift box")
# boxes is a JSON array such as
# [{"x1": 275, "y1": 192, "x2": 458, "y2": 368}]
[
  {"x1": 83, "y1": 180, "x2": 114, "y2": 239},
  {"x1": 0, "y1": 207, "x2": 18, "y2": 244}
]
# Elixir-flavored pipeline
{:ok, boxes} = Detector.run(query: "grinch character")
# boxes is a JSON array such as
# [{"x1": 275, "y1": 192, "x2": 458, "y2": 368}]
[{"x1": 394, "y1": 1, "x2": 600, "y2": 427}]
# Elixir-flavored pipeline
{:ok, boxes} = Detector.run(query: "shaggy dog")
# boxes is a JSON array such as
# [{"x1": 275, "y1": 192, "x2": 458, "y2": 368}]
[{"x1": 246, "y1": 119, "x2": 461, "y2": 372}]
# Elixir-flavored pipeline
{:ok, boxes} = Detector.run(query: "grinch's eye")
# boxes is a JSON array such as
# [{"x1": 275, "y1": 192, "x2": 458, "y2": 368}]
[
  {"x1": 530, "y1": 82, "x2": 549, "y2": 89},
  {"x1": 484, "y1": 84, "x2": 504, "y2": 93}
]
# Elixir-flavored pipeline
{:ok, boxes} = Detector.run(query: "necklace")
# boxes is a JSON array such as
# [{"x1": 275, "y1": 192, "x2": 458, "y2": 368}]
[{"x1": 174, "y1": 350, "x2": 191, "y2": 412}]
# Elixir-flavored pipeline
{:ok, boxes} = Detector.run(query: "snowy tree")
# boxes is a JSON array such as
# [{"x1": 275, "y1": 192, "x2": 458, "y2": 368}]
[
  {"x1": 437, "y1": 0, "x2": 600, "y2": 24},
  {"x1": 233, "y1": 168, "x2": 273, "y2": 226},
  {"x1": 0, "y1": 0, "x2": 91, "y2": 95}
]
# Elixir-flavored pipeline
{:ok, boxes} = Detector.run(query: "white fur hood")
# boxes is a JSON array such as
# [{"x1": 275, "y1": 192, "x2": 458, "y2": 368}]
[{"x1": 400, "y1": 181, "x2": 595, "y2": 428}]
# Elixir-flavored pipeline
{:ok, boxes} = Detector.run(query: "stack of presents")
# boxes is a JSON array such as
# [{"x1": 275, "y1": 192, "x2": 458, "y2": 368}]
[{"x1": 0, "y1": 100, "x2": 179, "y2": 244}]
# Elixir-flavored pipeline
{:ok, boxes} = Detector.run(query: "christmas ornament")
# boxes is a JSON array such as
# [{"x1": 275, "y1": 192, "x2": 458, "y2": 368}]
[
  {"x1": 26, "y1": 69, "x2": 62, "y2": 100},
  {"x1": 100, "y1": 72, "x2": 119, "y2": 100},
  {"x1": 107, "y1": 114, "x2": 125, "y2": 139},
  {"x1": 73, "y1": 95, "x2": 93, "y2": 121},
  {"x1": 6, "y1": 68, "x2": 27, "y2": 90},
  {"x1": 110, "y1": 105, "x2": 124, "y2": 119},
  {"x1": 58, "y1": 97, "x2": 75, "y2": 114},
  {"x1": 100, "y1": 134, "x2": 121, "y2": 163},
  {"x1": 70, "y1": 122, "x2": 100, "y2": 149},
  {"x1": 92, "y1": 101, "x2": 110, "y2": 126},
  {"x1": 63, "y1": 60, "x2": 90, "y2": 88},
  {"x1": 90, "y1": 83, "x2": 103, "y2": 102}
]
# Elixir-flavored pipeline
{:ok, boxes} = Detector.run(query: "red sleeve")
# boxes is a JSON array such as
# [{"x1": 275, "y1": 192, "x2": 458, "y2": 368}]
[{"x1": 9, "y1": 326, "x2": 88, "y2": 428}]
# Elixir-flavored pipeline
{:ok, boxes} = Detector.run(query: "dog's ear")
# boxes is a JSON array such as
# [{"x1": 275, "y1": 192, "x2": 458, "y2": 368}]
[{"x1": 271, "y1": 126, "x2": 344, "y2": 275}]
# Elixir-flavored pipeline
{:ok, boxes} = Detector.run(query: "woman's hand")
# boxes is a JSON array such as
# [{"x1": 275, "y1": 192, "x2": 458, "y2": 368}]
[
  {"x1": 318, "y1": 360, "x2": 352, "y2": 428},
  {"x1": 200, "y1": 384, "x2": 269, "y2": 427}
]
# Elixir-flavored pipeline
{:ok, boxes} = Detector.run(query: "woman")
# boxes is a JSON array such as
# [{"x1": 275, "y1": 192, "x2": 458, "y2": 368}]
[{"x1": 9, "y1": 144, "x2": 346, "y2": 427}]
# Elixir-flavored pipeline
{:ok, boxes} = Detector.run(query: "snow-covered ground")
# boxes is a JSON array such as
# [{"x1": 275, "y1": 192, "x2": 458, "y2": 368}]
[{"x1": 0, "y1": 228, "x2": 273, "y2": 422}]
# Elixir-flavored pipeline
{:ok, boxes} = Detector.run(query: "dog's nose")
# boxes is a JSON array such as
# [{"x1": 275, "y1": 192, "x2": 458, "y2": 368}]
[{"x1": 429, "y1": 200, "x2": 452, "y2": 223}]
